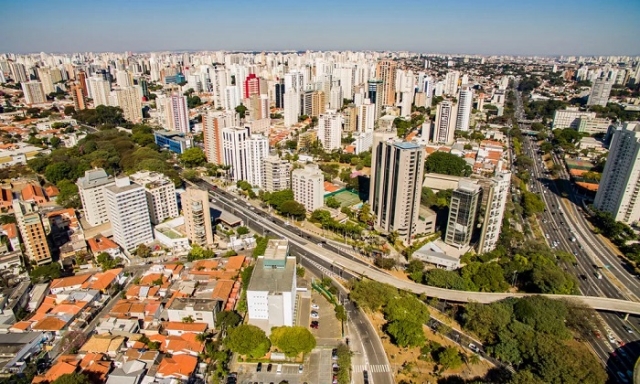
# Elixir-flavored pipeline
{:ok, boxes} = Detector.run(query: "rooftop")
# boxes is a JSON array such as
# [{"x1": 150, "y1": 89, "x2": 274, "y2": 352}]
[
  {"x1": 167, "y1": 297, "x2": 222, "y2": 312},
  {"x1": 77, "y1": 168, "x2": 114, "y2": 189},
  {"x1": 247, "y1": 255, "x2": 296, "y2": 293}
]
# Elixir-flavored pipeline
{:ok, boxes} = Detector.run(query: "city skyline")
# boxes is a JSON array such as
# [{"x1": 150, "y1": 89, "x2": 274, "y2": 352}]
[{"x1": 2, "y1": 0, "x2": 640, "y2": 56}]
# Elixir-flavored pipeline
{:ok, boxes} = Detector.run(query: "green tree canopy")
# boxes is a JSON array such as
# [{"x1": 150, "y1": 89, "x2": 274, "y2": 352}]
[
  {"x1": 216, "y1": 310, "x2": 242, "y2": 330},
  {"x1": 383, "y1": 295, "x2": 430, "y2": 324},
  {"x1": 179, "y1": 147, "x2": 206, "y2": 168},
  {"x1": 270, "y1": 326, "x2": 317, "y2": 357},
  {"x1": 424, "y1": 152, "x2": 472, "y2": 177},
  {"x1": 30, "y1": 263, "x2": 62, "y2": 283},
  {"x1": 56, "y1": 180, "x2": 80, "y2": 208},
  {"x1": 436, "y1": 347, "x2": 463, "y2": 371},
  {"x1": 386, "y1": 319, "x2": 425, "y2": 348},
  {"x1": 52, "y1": 373, "x2": 90, "y2": 384},
  {"x1": 225, "y1": 324, "x2": 270, "y2": 358}
]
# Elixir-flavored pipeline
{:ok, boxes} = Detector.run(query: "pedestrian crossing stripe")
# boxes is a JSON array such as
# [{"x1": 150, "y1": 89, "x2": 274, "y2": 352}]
[{"x1": 353, "y1": 364, "x2": 390, "y2": 373}]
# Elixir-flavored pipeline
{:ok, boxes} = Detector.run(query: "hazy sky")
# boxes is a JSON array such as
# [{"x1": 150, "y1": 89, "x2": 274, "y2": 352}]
[{"x1": 2, "y1": 0, "x2": 639, "y2": 55}]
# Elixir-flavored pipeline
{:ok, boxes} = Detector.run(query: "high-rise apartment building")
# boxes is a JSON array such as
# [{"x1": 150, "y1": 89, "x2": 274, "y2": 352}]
[
  {"x1": 369, "y1": 131, "x2": 425, "y2": 243},
  {"x1": 105, "y1": 177, "x2": 154, "y2": 252},
  {"x1": 116, "y1": 70, "x2": 133, "y2": 87},
  {"x1": 292, "y1": 164, "x2": 324, "y2": 212},
  {"x1": 367, "y1": 79, "x2": 384, "y2": 119},
  {"x1": 115, "y1": 86, "x2": 143, "y2": 123},
  {"x1": 478, "y1": 171, "x2": 511, "y2": 253},
  {"x1": 181, "y1": 187, "x2": 214, "y2": 248},
  {"x1": 444, "y1": 71, "x2": 460, "y2": 95},
  {"x1": 445, "y1": 180, "x2": 482, "y2": 248},
  {"x1": 9, "y1": 61, "x2": 28, "y2": 83},
  {"x1": 37, "y1": 67, "x2": 55, "y2": 95},
  {"x1": 376, "y1": 60, "x2": 397, "y2": 106},
  {"x1": 203, "y1": 110, "x2": 236, "y2": 165},
  {"x1": 88, "y1": 76, "x2": 111, "y2": 107},
  {"x1": 21, "y1": 81, "x2": 46, "y2": 105},
  {"x1": 284, "y1": 91, "x2": 300, "y2": 127},
  {"x1": 594, "y1": 124, "x2": 640, "y2": 224},
  {"x1": 317, "y1": 111, "x2": 342, "y2": 151},
  {"x1": 70, "y1": 82, "x2": 87, "y2": 111},
  {"x1": 243, "y1": 73, "x2": 260, "y2": 99},
  {"x1": 587, "y1": 76, "x2": 614, "y2": 107},
  {"x1": 311, "y1": 91, "x2": 326, "y2": 117},
  {"x1": 129, "y1": 171, "x2": 179, "y2": 225},
  {"x1": 76, "y1": 71, "x2": 88, "y2": 96},
  {"x1": 264, "y1": 156, "x2": 291, "y2": 192},
  {"x1": 167, "y1": 93, "x2": 190, "y2": 133},
  {"x1": 275, "y1": 79, "x2": 285, "y2": 109},
  {"x1": 434, "y1": 101, "x2": 457, "y2": 144},
  {"x1": 77, "y1": 168, "x2": 115, "y2": 227},
  {"x1": 246, "y1": 134, "x2": 269, "y2": 188},
  {"x1": 455, "y1": 86, "x2": 473, "y2": 132},
  {"x1": 357, "y1": 101, "x2": 376, "y2": 133},
  {"x1": 13, "y1": 200, "x2": 51, "y2": 266},
  {"x1": 552, "y1": 107, "x2": 597, "y2": 129},
  {"x1": 222, "y1": 126, "x2": 250, "y2": 182}
]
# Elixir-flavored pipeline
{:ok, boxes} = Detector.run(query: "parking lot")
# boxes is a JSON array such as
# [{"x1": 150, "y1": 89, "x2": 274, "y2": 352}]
[
  {"x1": 307, "y1": 290, "x2": 343, "y2": 345},
  {"x1": 236, "y1": 360, "x2": 315, "y2": 384}
]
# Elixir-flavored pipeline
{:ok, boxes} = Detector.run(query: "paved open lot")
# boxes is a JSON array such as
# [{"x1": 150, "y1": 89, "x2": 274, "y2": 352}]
[
  {"x1": 236, "y1": 352, "x2": 333, "y2": 384},
  {"x1": 307, "y1": 348, "x2": 333, "y2": 384},
  {"x1": 308, "y1": 290, "x2": 343, "y2": 346}
]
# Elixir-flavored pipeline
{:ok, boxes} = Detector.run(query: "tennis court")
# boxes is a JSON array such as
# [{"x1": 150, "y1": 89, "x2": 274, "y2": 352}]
[{"x1": 327, "y1": 190, "x2": 361, "y2": 207}]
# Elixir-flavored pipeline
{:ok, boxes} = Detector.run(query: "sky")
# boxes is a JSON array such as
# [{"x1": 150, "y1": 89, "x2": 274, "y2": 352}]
[{"x1": 2, "y1": 0, "x2": 639, "y2": 56}]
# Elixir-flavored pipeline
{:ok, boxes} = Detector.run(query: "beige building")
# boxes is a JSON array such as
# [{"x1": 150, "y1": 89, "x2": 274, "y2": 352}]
[
  {"x1": 552, "y1": 107, "x2": 596, "y2": 129},
  {"x1": 21, "y1": 81, "x2": 46, "y2": 105},
  {"x1": 376, "y1": 60, "x2": 397, "y2": 106},
  {"x1": 71, "y1": 82, "x2": 87, "y2": 111},
  {"x1": 203, "y1": 110, "x2": 236, "y2": 165},
  {"x1": 181, "y1": 187, "x2": 214, "y2": 248},
  {"x1": 369, "y1": 131, "x2": 425, "y2": 244},
  {"x1": 115, "y1": 86, "x2": 143, "y2": 123},
  {"x1": 264, "y1": 156, "x2": 291, "y2": 193},
  {"x1": 292, "y1": 164, "x2": 324, "y2": 212},
  {"x1": 13, "y1": 200, "x2": 51, "y2": 266},
  {"x1": 129, "y1": 171, "x2": 178, "y2": 225}
]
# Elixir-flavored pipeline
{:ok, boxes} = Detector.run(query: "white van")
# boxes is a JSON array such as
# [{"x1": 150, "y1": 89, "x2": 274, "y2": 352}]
[{"x1": 276, "y1": 364, "x2": 282, "y2": 374}]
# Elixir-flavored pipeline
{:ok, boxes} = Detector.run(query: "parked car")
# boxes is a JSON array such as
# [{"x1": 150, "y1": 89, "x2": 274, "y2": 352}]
[
  {"x1": 310, "y1": 321, "x2": 319, "y2": 329},
  {"x1": 267, "y1": 363, "x2": 272, "y2": 372},
  {"x1": 256, "y1": 363, "x2": 262, "y2": 372},
  {"x1": 298, "y1": 364, "x2": 304, "y2": 373},
  {"x1": 332, "y1": 348, "x2": 338, "y2": 360},
  {"x1": 310, "y1": 311, "x2": 319, "y2": 319},
  {"x1": 311, "y1": 303, "x2": 319, "y2": 310}
]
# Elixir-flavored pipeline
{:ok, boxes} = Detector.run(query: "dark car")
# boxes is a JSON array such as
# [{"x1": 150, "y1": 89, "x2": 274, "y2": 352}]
[
  {"x1": 267, "y1": 363, "x2": 272, "y2": 372},
  {"x1": 256, "y1": 362, "x2": 262, "y2": 372}
]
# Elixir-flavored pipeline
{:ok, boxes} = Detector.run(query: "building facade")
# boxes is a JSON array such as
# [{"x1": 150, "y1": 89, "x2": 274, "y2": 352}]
[
  {"x1": 263, "y1": 156, "x2": 291, "y2": 193},
  {"x1": 455, "y1": 86, "x2": 473, "y2": 132},
  {"x1": 181, "y1": 187, "x2": 214, "y2": 248},
  {"x1": 129, "y1": 171, "x2": 179, "y2": 225},
  {"x1": 21, "y1": 81, "x2": 46, "y2": 105},
  {"x1": 477, "y1": 171, "x2": 511, "y2": 253},
  {"x1": 445, "y1": 179, "x2": 482, "y2": 248},
  {"x1": 594, "y1": 124, "x2": 640, "y2": 224},
  {"x1": 104, "y1": 177, "x2": 154, "y2": 252},
  {"x1": 292, "y1": 164, "x2": 324, "y2": 212},
  {"x1": 434, "y1": 101, "x2": 457, "y2": 144},
  {"x1": 317, "y1": 111, "x2": 342, "y2": 151},
  {"x1": 203, "y1": 110, "x2": 235, "y2": 165},
  {"x1": 77, "y1": 168, "x2": 115, "y2": 227},
  {"x1": 13, "y1": 201, "x2": 51, "y2": 266},
  {"x1": 369, "y1": 131, "x2": 425, "y2": 243}
]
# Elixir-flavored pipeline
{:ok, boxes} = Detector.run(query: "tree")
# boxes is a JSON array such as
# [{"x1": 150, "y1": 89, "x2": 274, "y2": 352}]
[
  {"x1": 235, "y1": 104, "x2": 247, "y2": 119},
  {"x1": 521, "y1": 191, "x2": 545, "y2": 217},
  {"x1": 182, "y1": 169, "x2": 199, "y2": 181},
  {"x1": 334, "y1": 305, "x2": 347, "y2": 322},
  {"x1": 50, "y1": 136, "x2": 61, "y2": 149},
  {"x1": 424, "y1": 152, "x2": 472, "y2": 176},
  {"x1": 225, "y1": 324, "x2": 270, "y2": 358},
  {"x1": 279, "y1": 200, "x2": 306, "y2": 220},
  {"x1": 236, "y1": 226, "x2": 250, "y2": 235},
  {"x1": 349, "y1": 279, "x2": 397, "y2": 312},
  {"x1": 44, "y1": 162, "x2": 73, "y2": 184},
  {"x1": 30, "y1": 263, "x2": 62, "y2": 282},
  {"x1": 187, "y1": 244, "x2": 215, "y2": 261},
  {"x1": 326, "y1": 196, "x2": 341, "y2": 209},
  {"x1": 436, "y1": 347, "x2": 463, "y2": 371},
  {"x1": 179, "y1": 147, "x2": 206, "y2": 168},
  {"x1": 63, "y1": 106, "x2": 76, "y2": 116},
  {"x1": 187, "y1": 95, "x2": 203, "y2": 108},
  {"x1": 296, "y1": 266, "x2": 305, "y2": 278},
  {"x1": 270, "y1": 326, "x2": 317, "y2": 357},
  {"x1": 386, "y1": 319, "x2": 425, "y2": 347},
  {"x1": 216, "y1": 310, "x2": 241, "y2": 330},
  {"x1": 421, "y1": 187, "x2": 436, "y2": 207},
  {"x1": 56, "y1": 180, "x2": 80, "y2": 208},
  {"x1": 384, "y1": 295, "x2": 430, "y2": 324},
  {"x1": 96, "y1": 252, "x2": 122, "y2": 271},
  {"x1": 136, "y1": 244, "x2": 151, "y2": 258},
  {"x1": 52, "y1": 373, "x2": 90, "y2": 384}
]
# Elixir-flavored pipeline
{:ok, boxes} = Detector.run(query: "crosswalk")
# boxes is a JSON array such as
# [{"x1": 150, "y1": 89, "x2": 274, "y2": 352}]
[{"x1": 353, "y1": 364, "x2": 390, "y2": 373}]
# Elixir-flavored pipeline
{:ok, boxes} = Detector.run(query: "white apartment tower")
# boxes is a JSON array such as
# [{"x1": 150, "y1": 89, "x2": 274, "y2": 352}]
[
  {"x1": 587, "y1": 76, "x2": 614, "y2": 107},
  {"x1": 181, "y1": 187, "x2": 214, "y2": 248},
  {"x1": 264, "y1": 156, "x2": 291, "y2": 192},
  {"x1": 317, "y1": 111, "x2": 342, "y2": 151},
  {"x1": 105, "y1": 177, "x2": 154, "y2": 252},
  {"x1": 444, "y1": 71, "x2": 460, "y2": 95},
  {"x1": 88, "y1": 77, "x2": 111, "y2": 107},
  {"x1": 594, "y1": 124, "x2": 640, "y2": 224},
  {"x1": 77, "y1": 168, "x2": 116, "y2": 227},
  {"x1": 292, "y1": 164, "x2": 324, "y2": 212},
  {"x1": 357, "y1": 101, "x2": 376, "y2": 133},
  {"x1": 455, "y1": 86, "x2": 473, "y2": 132},
  {"x1": 246, "y1": 134, "x2": 269, "y2": 188},
  {"x1": 369, "y1": 131, "x2": 425, "y2": 244},
  {"x1": 115, "y1": 86, "x2": 143, "y2": 123},
  {"x1": 129, "y1": 171, "x2": 179, "y2": 225},
  {"x1": 21, "y1": 81, "x2": 46, "y2": 105},
  {"x1": 222, "y1": 127, "x2": 250, "y2": 182},
  {"x1": 478, "y1": 171, "x2": 511, "y2": 253},
  {"x1": 434, "y1": 101, "x2": 457, "y2": 144},
  {"x1": 168, "y1": 93, "x2": 190, "y2": 134}
]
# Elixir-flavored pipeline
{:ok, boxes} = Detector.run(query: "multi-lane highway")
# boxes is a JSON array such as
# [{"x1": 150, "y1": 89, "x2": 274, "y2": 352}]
[{"x1": 521, "y1": 135, "x2": 639, "y2": 381}]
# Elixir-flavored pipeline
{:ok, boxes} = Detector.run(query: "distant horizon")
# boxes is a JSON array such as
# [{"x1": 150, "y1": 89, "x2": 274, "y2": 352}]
[{"x1": 2, "y1": 0, "x2": 639, "y2": 56}]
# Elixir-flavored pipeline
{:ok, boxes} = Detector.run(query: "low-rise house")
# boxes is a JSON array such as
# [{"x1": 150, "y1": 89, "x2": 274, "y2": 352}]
[
  {"x1": 155, "y1": 354, "x2": 197, "y2": 382},
  {"x1": 88, "y1": 235, "x2": 122, "y2": 259},
  {"x1": 94, "y1": 316, "x2": 140, "y2": 335},
  {"x1": 80, "y1": 334, "x2": 126, "y2": 358},
  {"x1": 166, "y1": 298, "x2": 222, "y2": 330},
  {"x1": 20, "y1": 184, "x2": 47, "y2": 206},
  {"x1": 49, "y1": 274, "x2": 93, "y2": 294},
  {"x1": 106, "y1": 359, "x2": 147, "y2": 384},
  {"x1": 162, "y1": 321, "x2": 207, "y2": 337},
  {"x1": 0, "y1": 189, "x2": 13, "y2": 211},
  {"x1": 0, "y1": 332, "x2": 46, "y2": 375}
]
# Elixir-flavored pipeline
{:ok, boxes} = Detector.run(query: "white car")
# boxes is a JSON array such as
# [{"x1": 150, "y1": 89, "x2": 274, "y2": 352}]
[
  {"x1": 310, "y1": 312, "x2": 319, "y2": 319},
  {"x1": 311, "y1": 303, "x2": 319, "y2": 310}
]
